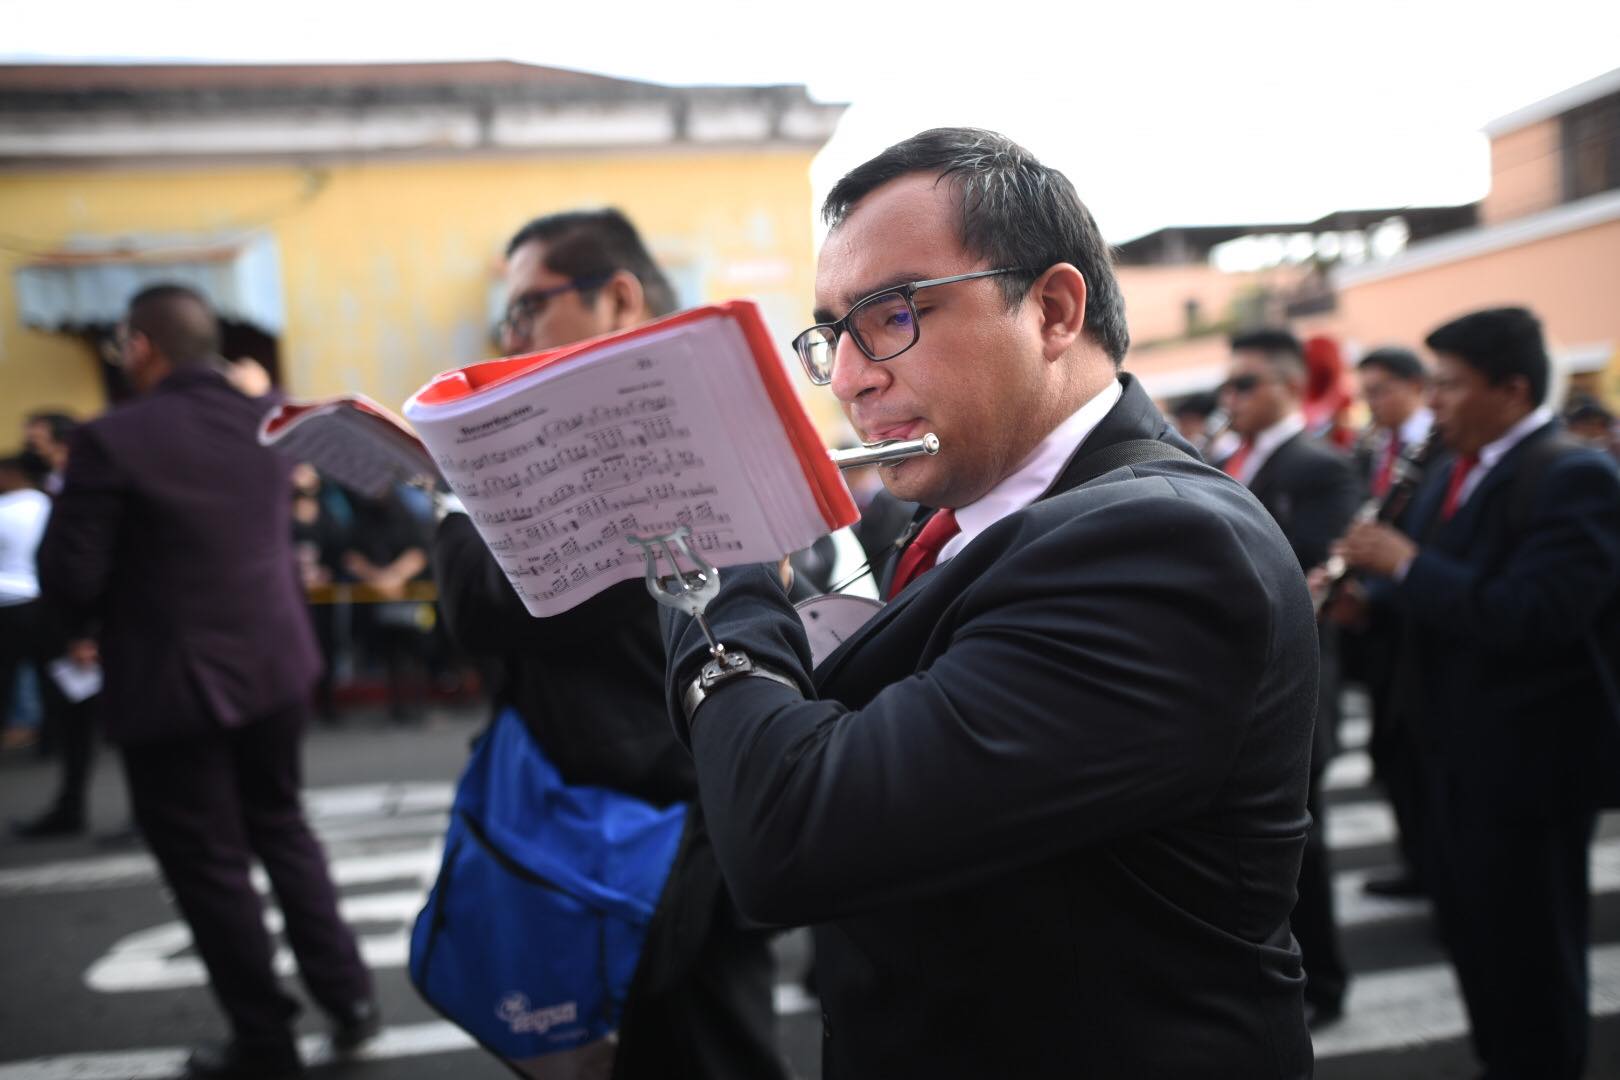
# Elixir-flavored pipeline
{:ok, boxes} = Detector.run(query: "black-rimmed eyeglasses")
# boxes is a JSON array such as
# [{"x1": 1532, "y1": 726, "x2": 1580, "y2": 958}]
[
  {"x1": 498, "y1": 273, "x2": 615, "y2": 343},
  {"x1": 791, "y1": 267, "x2": 1029, "y2": 385}
]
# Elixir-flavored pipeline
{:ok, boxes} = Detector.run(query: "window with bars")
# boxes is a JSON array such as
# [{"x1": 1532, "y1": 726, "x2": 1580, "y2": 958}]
[{"x1": 1562, "y1": 91, "x2": 1620, "y2": 202}]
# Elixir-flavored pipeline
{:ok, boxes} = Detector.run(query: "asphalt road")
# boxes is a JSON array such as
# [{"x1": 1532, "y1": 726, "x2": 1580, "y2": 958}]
[{"x1": 2, "y1": 697, "x2": 1618, "y2": 1078}]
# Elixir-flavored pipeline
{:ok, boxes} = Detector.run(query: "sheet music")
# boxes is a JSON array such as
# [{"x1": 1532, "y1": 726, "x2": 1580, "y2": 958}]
[
  {"x1": 407, "y1": 315, "x2": 828, "y2": 618},
  {"x1": 260, "y1": 397, "x2": 438, "y2": 499}
]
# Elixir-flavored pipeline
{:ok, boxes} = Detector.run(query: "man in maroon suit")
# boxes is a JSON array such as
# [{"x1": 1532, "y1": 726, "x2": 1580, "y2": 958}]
[{"x1": 38, "y1": 285, "x2": 375, "y2": 1078}]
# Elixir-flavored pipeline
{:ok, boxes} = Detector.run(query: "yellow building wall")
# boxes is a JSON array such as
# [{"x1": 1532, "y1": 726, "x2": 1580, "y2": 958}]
[{"x1": 0, "y1": 147, "x2": 844, "y2": 440}]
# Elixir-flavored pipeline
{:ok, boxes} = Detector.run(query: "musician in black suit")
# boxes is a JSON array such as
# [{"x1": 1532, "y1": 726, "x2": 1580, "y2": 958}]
[
  {"x1": 1347, "y1": 347, "x2": 1434, "y2": 899},
  {"x1": 1333, "y1": 307, "x2": 1620, "y2": 1080},
  {"x1": 658, "y1": 128, "x2": 1319, "y2": 1078},
  {"x1": 37, "y1": 286, "x2": 375, "y2": 1078},
  {"x1": 431, "y1": 209, "x2": 787, "y2": 1080},
  {"x1": 1219, "y1": 328, "x2": 1360, "y2": 1028}
]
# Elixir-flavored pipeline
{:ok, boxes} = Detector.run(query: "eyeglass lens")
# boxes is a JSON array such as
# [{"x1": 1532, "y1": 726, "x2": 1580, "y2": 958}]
[{"x1": 797, "y1": 290, "x2": 920, "y2": 383}]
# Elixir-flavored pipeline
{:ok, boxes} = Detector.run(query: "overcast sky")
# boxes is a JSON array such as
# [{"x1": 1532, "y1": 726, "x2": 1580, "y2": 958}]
[{"x1": 4, "y1": 0, "x2": 1616, "y2": 242}]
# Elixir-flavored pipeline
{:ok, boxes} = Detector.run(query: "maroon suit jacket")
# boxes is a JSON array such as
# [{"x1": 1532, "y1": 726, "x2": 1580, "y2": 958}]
[{"x1": 38, "y1": 368, "x2": 320, "y2": 745}]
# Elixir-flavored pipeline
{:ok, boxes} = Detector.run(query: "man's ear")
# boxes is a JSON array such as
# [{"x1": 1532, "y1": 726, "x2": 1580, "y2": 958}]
[
  {"x1": 604, "y1": 270, "x2": 649, "y2": 331},
  {"x1": 1034, "y1": 263, "x2": 1086, "y2": 362}
]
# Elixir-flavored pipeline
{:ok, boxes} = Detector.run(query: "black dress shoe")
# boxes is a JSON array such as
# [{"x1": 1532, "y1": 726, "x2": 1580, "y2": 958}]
[
  {"x1": 184, "y1": 1041, "x2": 302, "y2": 1078},
  {"x1": 11, "y1": 809, "x2": 85, "y2": 840},
  {"x1": 1362, "y1": 872, "x2": 1426, "y2": 899},
  {"x1": 330, "y1": 998, "x2": 382, "y2": 1053}
]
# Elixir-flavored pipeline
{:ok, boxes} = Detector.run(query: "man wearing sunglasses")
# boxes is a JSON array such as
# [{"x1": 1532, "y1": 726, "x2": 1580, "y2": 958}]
[
  {"x1": 1219, "y1": 329, "x2": 1362, "y2": 1030},
  {"x1": 659, "y1": 128, "x2": 1319, "y2": 1077},
  {"x1": 433, "y1": 209, "x2": 788, "y2": 1079}
]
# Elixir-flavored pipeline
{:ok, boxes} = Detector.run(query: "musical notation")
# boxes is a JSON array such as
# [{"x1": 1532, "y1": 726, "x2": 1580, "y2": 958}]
[{"x1": 424, "y1": 368, "x2": 752, "y2": 606}]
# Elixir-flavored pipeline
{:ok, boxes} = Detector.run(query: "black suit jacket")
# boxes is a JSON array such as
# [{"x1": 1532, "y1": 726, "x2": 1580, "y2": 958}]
[
  {"x1": 37, "y1": 369, "x2": 320, "y2": 745},
  {"x1": 433, "y1": 512, "x2": 693, "y2": 805},
  {"x1": 663, "y1": 375, "x2": 1318, "y2": 1078},
  {"x1": 1245, "y1": 432, "x2": 1362, "y2": 765},
  {"x1": 1385, "y1": 420, "x2": 1620, "y2": 820}
]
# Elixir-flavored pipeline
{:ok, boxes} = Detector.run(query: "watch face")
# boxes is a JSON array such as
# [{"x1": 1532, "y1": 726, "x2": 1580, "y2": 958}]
[{"x1": 795, "y1": 594, "x2": 885, "y2": 667}]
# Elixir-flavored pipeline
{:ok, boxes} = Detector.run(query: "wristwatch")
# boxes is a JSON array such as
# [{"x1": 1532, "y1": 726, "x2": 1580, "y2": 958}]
[{"x1": 681, "y1": 649, "x2": 801, "y2": 723}]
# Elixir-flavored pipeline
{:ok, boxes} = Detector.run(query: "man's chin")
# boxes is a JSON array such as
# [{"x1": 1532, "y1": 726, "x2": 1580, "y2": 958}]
[{"x1": 879, "y1": 458, "x2": 936, "y2": 505}]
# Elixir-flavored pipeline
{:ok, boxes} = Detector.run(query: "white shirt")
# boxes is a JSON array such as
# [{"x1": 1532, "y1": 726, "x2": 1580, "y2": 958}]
[
  {"x1": 1234, "y1": 412, "x2": 1307, "y2": 487},
  {"x1": 0, "y1": 488, "x2": 50, "y2": 605},
  {"x1": 937, "y1": 378, "x2": 1124, "y2": 565},
  {"x1": 1452, "y1": 406, "x2": 1554, "y2": 512},
  {"x1": 1371, "y1": 407, "x2": 1434, "y2": 459}
]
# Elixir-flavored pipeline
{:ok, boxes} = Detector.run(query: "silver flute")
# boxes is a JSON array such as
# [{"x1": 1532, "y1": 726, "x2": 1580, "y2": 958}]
[{"x1": 829, "y1": 433, "x2": 941, "y2": 471}]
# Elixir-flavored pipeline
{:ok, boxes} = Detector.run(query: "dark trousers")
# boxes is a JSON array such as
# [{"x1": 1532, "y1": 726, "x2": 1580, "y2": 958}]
[
  {"x1": 614, "y1": 917, "x2": 787, "y2": 1080},
  {"x1": 0, "y1": 600, "x2": 41, "y2": 730},
  {"x1": 1422, "y1": 780, "x2": 1594, "y2": 1080},
  {"x1": 1372, "y1": 714, "x2": 1427, "y2": 883},
  {"x1": 120, "y1": 705, "x2": 371, "y2": 1053},
  {"x1": 43, "y1": 690, "x2": 98, "y2": 822},
  {"x1": 1293, "y1": 771, "x2": 1349, "y2": 1010}
]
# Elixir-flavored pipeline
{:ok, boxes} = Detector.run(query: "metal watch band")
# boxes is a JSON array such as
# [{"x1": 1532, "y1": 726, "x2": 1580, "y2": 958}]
[{"x1": 681, "y1": 651, "x2": 801, "y2": 723}]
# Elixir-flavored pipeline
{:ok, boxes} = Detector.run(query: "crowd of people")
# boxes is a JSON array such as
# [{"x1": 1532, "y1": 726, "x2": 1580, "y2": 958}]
[{"x1": 2, "y1": 126, "x2": 1618, "y2": 1080}]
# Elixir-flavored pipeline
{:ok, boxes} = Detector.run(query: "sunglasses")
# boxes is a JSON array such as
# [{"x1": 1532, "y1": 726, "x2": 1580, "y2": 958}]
[{"x1": 1220, "y1": 373, "x2": 1271, "y2": 395}]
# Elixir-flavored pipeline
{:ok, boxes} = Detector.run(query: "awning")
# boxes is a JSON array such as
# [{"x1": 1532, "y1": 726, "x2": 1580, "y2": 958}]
[{"x1": 13, "y1": 232, "x2": 284, "y2": 333}]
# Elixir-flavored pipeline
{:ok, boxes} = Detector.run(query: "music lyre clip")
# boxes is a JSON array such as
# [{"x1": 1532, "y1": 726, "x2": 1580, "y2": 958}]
[{"x1": 628, "y1": 526, "x2": 728, "y2": 660}]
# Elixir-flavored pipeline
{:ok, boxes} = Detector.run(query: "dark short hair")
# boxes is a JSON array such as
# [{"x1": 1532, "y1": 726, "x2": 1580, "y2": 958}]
[
  {"x1": 1424, "y1": 306, "x2": 1549, "y2": 406},
  {"x1": 1565, "y1": 394, "x2": 1614, "y2": 425},
  {"x1": 1230, "y1": 327, "x2": 1306, "y2": 380},
  {"x1": 126, "y1": 283, "x2": 221, "y2": 366},
  {"x1": 24, "y1": 411, "x2": 77, "y2": 445},
  {"x1": 505, "y1": 208, "x2": 677, "y2": 318},
  {"x1": 822, "y1": 128, "x2": 1130, "y2": 364},
  {"x1": 1356, "y1": 346, "x2": 1427, "y2": 383},
  {"x1": 1172, "y1": 391, "x2": 1219, "y2": 419},
  {"x1": 0, "y1": 450, "x2": 48, "y2": 486}
]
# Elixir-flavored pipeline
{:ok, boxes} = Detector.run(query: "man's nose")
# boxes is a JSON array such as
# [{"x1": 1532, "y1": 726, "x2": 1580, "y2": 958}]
[{"x1": 829, "y1": 334, "x2": 889, "y2": 404}]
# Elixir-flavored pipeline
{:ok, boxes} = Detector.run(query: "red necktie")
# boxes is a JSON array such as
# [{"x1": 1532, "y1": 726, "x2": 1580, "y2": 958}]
[
  {"x1": 887, "y1": 509, "x2": 960, "y2": 598},
  {"x1": 1222, "y1": 440, "x2": 1254, "y2": 480},
  {"x1": 1372, "y1": 436, "x2": 1402, "y2": 498},
  {"x1": 1439, "y1": 453, "x2": 1480, "y2": 521}
]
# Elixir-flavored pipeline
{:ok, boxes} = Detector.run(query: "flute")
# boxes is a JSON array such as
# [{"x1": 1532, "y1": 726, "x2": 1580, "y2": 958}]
[{"x1": 830, "y1": 433, "x2": 941, "y2": 471}]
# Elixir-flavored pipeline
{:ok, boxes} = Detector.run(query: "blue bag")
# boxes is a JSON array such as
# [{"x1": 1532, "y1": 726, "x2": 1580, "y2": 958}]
[{"x1": 409, "y1": 706, "x2": 689, "y2": 1077}]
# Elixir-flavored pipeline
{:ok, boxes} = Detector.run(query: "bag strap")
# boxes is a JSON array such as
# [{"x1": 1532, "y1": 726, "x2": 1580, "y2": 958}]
[{"x1": 1066, "y1": 438, "x2": 1191, "y2": 488}]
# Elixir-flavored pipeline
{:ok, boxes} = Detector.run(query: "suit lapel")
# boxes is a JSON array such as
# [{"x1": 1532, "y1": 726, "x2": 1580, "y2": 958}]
[{"x1": 1246, "y1": 432, "x2": 1302, "y2": 503}]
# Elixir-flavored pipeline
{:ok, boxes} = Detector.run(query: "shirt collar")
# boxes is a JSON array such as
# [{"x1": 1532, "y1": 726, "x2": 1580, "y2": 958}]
[
  {"x1": 1479, "y1": 406, "x2": 1554, "y2": 469},
  {"x1": 1397, "y1": 407, "x2": 1433, "y2": 447},
  {"x1": 1234, "y1": 411, "x2": 1305, "y2": 485},
  {"x1": 1252, "y1": 411, "x2": 1306, "y2": 458},
  {"x1": 941, "y1": 377, "x2": 1124, "y2": 562}
]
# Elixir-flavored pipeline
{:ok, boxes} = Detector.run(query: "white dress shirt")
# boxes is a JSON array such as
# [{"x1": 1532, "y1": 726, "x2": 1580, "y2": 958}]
[
  {"x1": 1371, "y1": 407, "x2": 1434, "y2": 460},
  {"x1": 937, "y1": 377, "x2": 1123, "y2": 565},
  {"x1": 0, "y1": 488, "x2": 50, "y2": 606},
  {"x1": 1234, "y1": 412, "x2": 1307, "y2": 487},
  {"x1": 1452, "y1": 406, "x2": 1555, "y2": 512}
]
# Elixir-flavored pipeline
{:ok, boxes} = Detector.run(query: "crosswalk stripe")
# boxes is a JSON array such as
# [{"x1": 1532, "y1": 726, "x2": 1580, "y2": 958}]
[
  {"x1": 11, "y1": 944, "x2": 1620, "y2": 1077},
  {"x1": 0, "y1": 739, "x2": 1387, "y2": 898}
]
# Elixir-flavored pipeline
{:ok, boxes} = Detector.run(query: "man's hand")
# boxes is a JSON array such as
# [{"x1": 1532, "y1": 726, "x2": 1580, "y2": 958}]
[
  {"x1": 1319, "y1": 576, "x2": 1371, "y2": 630},
  {"x1": 1335, "y1": 521, "x2": 1418, "y2": 580},
  {"x1": 66, "y1": 638, "x2": 99, "y2": 667},
  {"x1": 223, "y1": 357, "x2": 272, "y2": 398}
]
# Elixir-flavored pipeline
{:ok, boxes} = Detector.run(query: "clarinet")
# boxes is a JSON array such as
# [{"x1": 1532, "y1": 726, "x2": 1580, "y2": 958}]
[{"x1": 1313, "y1": 431, "x2": 1439, "y2": 615}]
